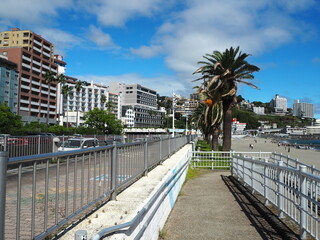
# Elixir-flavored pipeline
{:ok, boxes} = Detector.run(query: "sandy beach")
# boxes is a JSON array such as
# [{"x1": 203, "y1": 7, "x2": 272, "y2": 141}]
[{"x1": 231, "y1": 136, "x2": 320, "y2": 169}]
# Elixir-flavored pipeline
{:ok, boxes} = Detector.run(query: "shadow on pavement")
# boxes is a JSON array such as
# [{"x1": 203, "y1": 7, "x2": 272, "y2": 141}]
[{"x1": 221, "y1": 175, "x2": 300, "y2": 240}]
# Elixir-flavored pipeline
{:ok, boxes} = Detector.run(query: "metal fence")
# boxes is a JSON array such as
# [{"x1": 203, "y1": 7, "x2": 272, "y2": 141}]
[
  {"x1": 191, "y1": 151, "x2": 272, "y2": 169},
  {"x1": 232, "y1": 155, "x2": 320, "y2": 240},
  {"x1": 0, "y1": 134, "x2": 177, "y2": 158},
  {"x1": 0, "y1": 135, "x2": 195, "y2": 240}
]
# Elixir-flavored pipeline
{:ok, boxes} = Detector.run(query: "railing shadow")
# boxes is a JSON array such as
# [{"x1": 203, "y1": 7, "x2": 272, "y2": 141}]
[{"x1": 221, "y1": 175, "x2": 300, "y2": 240}]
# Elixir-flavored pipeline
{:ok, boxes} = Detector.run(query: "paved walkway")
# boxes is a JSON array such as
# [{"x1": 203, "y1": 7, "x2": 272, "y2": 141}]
[{"x1": 162, "y1": 170, "x2": 300, "y2": 240}]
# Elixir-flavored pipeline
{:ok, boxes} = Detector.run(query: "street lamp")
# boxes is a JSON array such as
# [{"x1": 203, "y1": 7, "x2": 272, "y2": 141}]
[{"x1": 172, "y1": 93, "x2": 177, "y2": 137}]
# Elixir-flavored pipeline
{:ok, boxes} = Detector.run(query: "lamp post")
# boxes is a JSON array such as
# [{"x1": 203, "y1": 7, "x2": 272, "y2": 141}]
[{"x1": 172, "y1": 93, "x2": 176, "y2": 137}]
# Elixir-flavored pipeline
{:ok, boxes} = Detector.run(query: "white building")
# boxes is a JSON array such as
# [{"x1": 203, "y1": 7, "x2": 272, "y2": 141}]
[
  {"x1": 61, "y1": 81, "x2": 119, "y2": 126},
  {"x1": 293, "y1": 100, "x2": 314, "y2": 118},
  {"x1": 253, "y1": 106, "x2": 265, "y2": 115},
  {"x1": 270, "y1": 94, "x2": 287, "y2": 114},
  {"x1": 232, "y1": 118, "x2": 246, "y2": 134},
  {"x1": 108, "y1": 82, "x2": 163, "y2": 128}
]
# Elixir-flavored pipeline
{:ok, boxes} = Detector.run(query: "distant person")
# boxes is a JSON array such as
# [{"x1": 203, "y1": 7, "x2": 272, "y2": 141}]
[{"x1": 288, "y1": 147, "x2": 290, "y2": 153}]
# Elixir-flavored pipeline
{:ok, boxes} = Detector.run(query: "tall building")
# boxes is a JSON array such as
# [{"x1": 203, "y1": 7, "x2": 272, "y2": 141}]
[
  {"x1": 61, "y1": 81, "x2": 119, "y2": 126},
  {"x1": 253, "y1": 106, "x2": 265, "y2": 115},
  {"x1": 293, "y1": 100, "x2": 314, "y2": 118},
  {"x1": 0, "y1": 28, "x2": 58, "y2": 124},
  {"x1": 0, "y1": 54, "x2": 19, "y2": 114},
  {"x1": 108, "y1": 82, "x2": 163, "y2": 128},
  {"x1": 269, "y1": 94, "x2": 287, "y2": 114}
]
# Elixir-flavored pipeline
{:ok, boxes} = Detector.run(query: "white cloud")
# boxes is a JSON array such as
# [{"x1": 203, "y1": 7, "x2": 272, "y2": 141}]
[
  {"x1": 130, "y1": 0, "x2": 317, "y2": 87},
  {"x1": 79, "y1": 0, "x2": 163, "y2": 27},
  {"x1": 34, "y1": 27, "x2": 83, "y2": 56},
  {"x1": 0, "y1": 0, "x2": 72, "y2": 24},
  {"x1": 74, "y1": 73, "x2": 188, "y2": 96},
  {"x1": 130, "y1": 45, "x2": 163, "y2": 58},
  {"x1": 86, "y1": 25, "x2": 116, "y2": 48}
]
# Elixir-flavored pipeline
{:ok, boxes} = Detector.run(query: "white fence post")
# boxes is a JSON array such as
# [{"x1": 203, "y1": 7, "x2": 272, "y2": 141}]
[
  {"x1": 251, "y1": 157, "x2": 254, "y2": 193},
  {"x1": 277, "y1": 160, "x2": 284, "y2": 218},
  {"x1": 299, "y1": 165, "x2": 307, "y2": 239},
  {"x1": 264, "y1": 158, "x2": 269, "y2": 206}
]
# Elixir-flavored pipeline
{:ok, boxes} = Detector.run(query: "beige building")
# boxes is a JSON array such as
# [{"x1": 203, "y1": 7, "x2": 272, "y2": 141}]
[{"x1": 0, "y1": 28, "x2": 58, "y2": 124}]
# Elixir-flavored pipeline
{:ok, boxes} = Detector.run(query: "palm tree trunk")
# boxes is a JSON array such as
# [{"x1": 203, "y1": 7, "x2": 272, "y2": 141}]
[
  {"x1": 46, "y1": 84, "x2": 50, "y2": 125},
  {"x1": 212, "y1": 125, "x2": 219, "y2": 151},
  {"x1": 222, "y1": 101, "x2": 233, "y2": 151}
]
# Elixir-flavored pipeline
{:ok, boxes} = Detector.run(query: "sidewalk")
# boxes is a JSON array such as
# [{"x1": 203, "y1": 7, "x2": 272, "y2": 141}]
[{"x1": 162, "y1": 170, "x2": 299, "y2": 240}]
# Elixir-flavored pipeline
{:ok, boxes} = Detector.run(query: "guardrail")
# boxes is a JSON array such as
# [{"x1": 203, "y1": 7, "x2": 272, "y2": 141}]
[
  {"x1": 0, "y1": 135, "x2": 195, "y2": 240},
  {"x1": 191, "y1": 151, "x2": 272, "y2": 169},
  {"x1": 232, "y1": 155, "x2": 320, "y2": 240},
  {"x1": 0, "y1": 134, "x2": 163, "y2": 158}
]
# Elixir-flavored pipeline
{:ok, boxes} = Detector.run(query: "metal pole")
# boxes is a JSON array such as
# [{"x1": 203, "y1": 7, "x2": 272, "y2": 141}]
[
  {"x1": 111, "y1": 144, "x2": 118, "y2": 200},
  {"x1": 144, "y1": 139, "x2": 148, "y2": 176},
  {"x1": 299, "y1": 165, "x2": 307, "y2": 239},
  {"x1": 0, "y1": 151, "x2": 8, "y2": 240},
  {"x1": 277, "y1": 160, "x2": 284, "y2": 218},
  {"x1": 264, "y1": 158, "x2": 269, "y2": 206}
]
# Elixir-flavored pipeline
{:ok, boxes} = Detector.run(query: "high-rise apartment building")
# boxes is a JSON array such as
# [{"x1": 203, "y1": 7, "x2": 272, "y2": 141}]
[
  {"x1": 61, "y1": 81, "x2": 119, "y2": 126},
  {"x1": 269, "y1": 94, "x2": 287, "y2": 114},
  {"x1": 108, "y1": 82, "x2": 163, "y2": 128},
  {"x1": 0, "y1": 28, "x2": 58, "y2": 124},
  {"x1": 0, "y1": 55, "x2": 19, "y2": 114},
  {"x1": 293, "y1": 100, "x2": 314, "y2": 118}
]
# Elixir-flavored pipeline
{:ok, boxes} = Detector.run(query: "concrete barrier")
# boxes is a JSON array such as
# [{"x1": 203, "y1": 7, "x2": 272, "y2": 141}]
[{"x1": 60, "y1": 144, "x2": 193, "y2": 240}]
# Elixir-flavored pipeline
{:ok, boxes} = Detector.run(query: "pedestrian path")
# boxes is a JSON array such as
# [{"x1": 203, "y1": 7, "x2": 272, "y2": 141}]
[{"x1": 161, "y1": 170, "x2": 299, "y2": 240}]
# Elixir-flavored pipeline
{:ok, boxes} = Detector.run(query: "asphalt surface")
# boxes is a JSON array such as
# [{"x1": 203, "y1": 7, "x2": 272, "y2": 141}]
[{"x1": 162, "y1": 170, "x2": 300, "y2": 240}]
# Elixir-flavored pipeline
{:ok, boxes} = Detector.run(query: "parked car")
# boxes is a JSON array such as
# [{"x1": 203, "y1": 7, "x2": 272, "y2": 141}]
[
  {"x1": 132, "y1": 138, "x2": 145, "y2": 142},
  {"x1": 58, "y1": 138, "x2": 99, "y2": 152}
]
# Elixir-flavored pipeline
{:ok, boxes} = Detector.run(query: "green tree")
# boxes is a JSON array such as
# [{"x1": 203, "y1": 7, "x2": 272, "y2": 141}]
[
  {"x1": 74, "y1": 80, "x2": 86, "y2": 126},
  {"x1": 194, "y1": 46, "x2": 260, "y2": 151},
  {"x1": 43, "y1": 71, "x2": 56, "y2": 125},
  {"x1": 84, "y1": 108, "x2": 124, "y2": 134},
  {"x1": 61, "y1": 84, "x2": 72, "y2": 127},
  {"x1": 0, "y1": 102, "x2": 22, "y2": 134}
]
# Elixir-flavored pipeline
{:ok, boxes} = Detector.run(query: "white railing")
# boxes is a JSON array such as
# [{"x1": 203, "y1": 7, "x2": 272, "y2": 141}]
[
  {"x1": 232, "y1": 155, "x2": 320, "y2": 240},
  {"x1": 191, "y1": 151, "x2": 271, "y2": 169}
]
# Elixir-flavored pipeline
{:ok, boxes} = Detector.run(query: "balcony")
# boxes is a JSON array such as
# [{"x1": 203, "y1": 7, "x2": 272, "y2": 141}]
[
  {"x1": 50, "y1": 68, "x2": 57, "y2": 73},
  {"x1": 20, "y1": 99, "x2": 29, "y2": 104},
  {"x1": 22, "y1": 63, "x2": 31, "y2": 69},
  {"x1": 21, "y1": 77, "x2": 30, "y2": 83},
  {"x1": 42, "y1": 65, "x2": 50, "y2": 70},
  {"x1": 20, "y1": 107, "x2": 29, "y2": 111},
  {"x1": 32, "y1": 46, "x2": 41, "y2": 53},
  {"x1": 43, "y1": 51, "x2": 51, "y2": 58},
  {"x1": 31, "y1": 87, "x2": 40, "y2": 93},
  {"x1": 21, "y1": 85, "x2": 30, "y2": 90},
  {"x1": 42, "y1": 90, "x2": 48, "y2": 95},
  {"x1": 32, "y1": 67, "x2": 40, "y2": 73},
  {"x1": 33, "y1": 39, "x2": 41, "y2": 46},
  {"x1": 22, "y1": 55, "x2": 31, "y2": 62},
  {"x1": 33, "y1": 60, "x2": 41, "y2": 66},
  {"x1": 32, "y1": 81, "x2": 40, "y2": 86},
  {"x1": 41, "y1": 103, "x2": 48, "y2": 107},
  {"x1": 43, "y1": 45, "x2": 51, "y2": 51}
]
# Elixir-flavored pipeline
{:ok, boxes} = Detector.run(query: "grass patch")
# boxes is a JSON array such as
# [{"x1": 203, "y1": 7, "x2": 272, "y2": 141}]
[
  {"x1": 186, "y1": 167, "x2": 203, "y2": 181},
  {"x1": 159, "y1": 229, "x2": 167, "y2": 239},
  {"x1": 195, "y1": 140, "x2": 212, "y2": 151}
]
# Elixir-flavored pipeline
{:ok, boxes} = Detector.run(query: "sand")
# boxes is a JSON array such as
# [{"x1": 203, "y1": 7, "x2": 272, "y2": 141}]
[{"x1": 231, "y1": 136, "x2": 320, "y2": 169}]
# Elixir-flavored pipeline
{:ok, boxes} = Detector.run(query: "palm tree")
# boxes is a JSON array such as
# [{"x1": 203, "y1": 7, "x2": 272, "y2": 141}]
[
  {"x1": 43, "y1": 71, "x2": 56, "y2": 125},
  {"x1": 74, "y1": 80, "x2": 86, "y2": 126},
  {"x1": 61, "y1": 84, "x2": 72, "y2": 127},
  {"x1": 194, "y1": 46, "x2": 260, "y2": 151},
  {"x1": 57, "y1": 74, "x2": 66, "y2": 125}
]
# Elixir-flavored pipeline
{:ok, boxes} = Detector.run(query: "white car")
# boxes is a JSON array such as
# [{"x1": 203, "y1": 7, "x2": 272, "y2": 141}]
[{"x1": 58, "y1": 138, "x2": 99, "y2": 152}]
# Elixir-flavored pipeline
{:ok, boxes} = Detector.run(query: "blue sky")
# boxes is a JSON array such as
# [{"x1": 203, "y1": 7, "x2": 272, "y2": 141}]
[{"x1": 1, "y1": 0, "x2": 320, "y2": 118}]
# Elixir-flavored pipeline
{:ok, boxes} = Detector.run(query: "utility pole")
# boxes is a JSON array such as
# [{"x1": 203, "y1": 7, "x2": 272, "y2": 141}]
[{"x1": 172, "y1": 93, "x2": 176, "y2": 137}]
